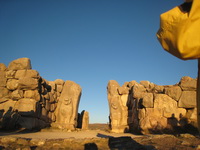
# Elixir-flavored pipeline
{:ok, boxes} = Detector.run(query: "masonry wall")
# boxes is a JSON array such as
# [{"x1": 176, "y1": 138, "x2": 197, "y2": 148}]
[
  {"x1": 0, "y1": 58, "x2": 85, "y2": 130},
  {"x1": 107, "y1": 77, "x2": 197, "y2": 134}
]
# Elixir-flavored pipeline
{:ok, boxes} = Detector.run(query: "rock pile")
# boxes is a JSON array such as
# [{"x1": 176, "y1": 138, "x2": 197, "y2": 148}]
[
  {"x1": 107, "y1": 77, "x2": 197, "y2": 134},
  {"x1": 0, "y1": 58, "x2": 87, "y2": 130}
]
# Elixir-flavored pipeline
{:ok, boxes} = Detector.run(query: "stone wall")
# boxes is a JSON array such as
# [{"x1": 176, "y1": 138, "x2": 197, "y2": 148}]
[
  {"x1": 107, "y1": 77, "x2": 197, "y2": 134},
  {"x1": 0, "y1": 58, "x2": 85, "y2": 130}
]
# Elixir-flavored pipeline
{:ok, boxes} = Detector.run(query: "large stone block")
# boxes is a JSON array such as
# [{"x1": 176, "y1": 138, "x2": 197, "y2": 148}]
[
  {"x1": 164, "y1": 86, "x2": 182, "y2": 101},
  {"x1": 14, "y1": 98, "x2": 38, "y2": 117},
  {"x1": 179, "y1": 76, "x2": 197, "y2": 91},
  {"x1": 24, "y1": 90, "x2": 40, "y2": 101},
  {"x1": 154, "y1": 94, "x2": 186, "y2": 118},
  {"x1": 0, "y1": 87, "x2": 9, "y2": 98},
  {"x1": 178, "y1": 91, "x2": 196, "y2": 108},
  {"x1": 18, "y1": 77, "x2": 38, "y2": 90},
  {"x1": 132, "y1": 83, "x2": 146, "y2": 99},
  {"x1": 15, "y1": 70, "x2": 39, "y2": 79},
  {"x1": 142, "y1": 93, "x2": 154, "y2": 108},
  {"x1": 7, "y1": 58, "x2": 32, "y2": 70}
]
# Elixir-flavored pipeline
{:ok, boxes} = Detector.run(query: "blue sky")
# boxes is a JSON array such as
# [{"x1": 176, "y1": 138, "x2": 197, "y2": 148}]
[{"x1": 0, "y1": 0, "x2": 197, "y2": 123}]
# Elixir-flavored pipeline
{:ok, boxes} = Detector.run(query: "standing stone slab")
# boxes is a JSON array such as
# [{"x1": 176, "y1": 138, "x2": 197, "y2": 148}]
[{"x1": 52, "y1": 80, "x2": 82, "y2": 130}]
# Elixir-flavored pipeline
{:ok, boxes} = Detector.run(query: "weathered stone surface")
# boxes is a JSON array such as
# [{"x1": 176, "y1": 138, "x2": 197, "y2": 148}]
[
  {"x1": 18, "y1": 77, "x2": 38, "y2": 90},
  {"x1": 118, "y1": 87, "x2": 129, "y2": 95},
  {"x1": 179, "y1": 76, "x2": 197, "y2": 91},
  {"x1": 56, "y1": 84, "x2": 63, "y2": 93},
  {"x1": 14, "y1": 98, "x2": 38, "y2": 116},
  {"x1": 6, "y1": 70, "x2": 16, "y2": 79},
  {"x1": 132, "y1": 83, "x2": 146, "y2": 99},
  {"x1": 142, "y1": 93, "x2": 154, "y2": 108},
  {"x1": 154, "y1": 94, "x2": 186, "y2": 118},
  {"x1": 52, "y1": 80, "x2": 82, "y2": 130},
  {"x1": 81, "y1": 110, "x2": 89, "y2": 130},
  {"x1": 0, "y1": 87, "x2": 9, "y2": 98},
  {"x1": 0, "y1": 71, "x2": 6, "y2": 87},
  {"x1": 54, "y1": 79, "x2": 64, "y2": 85},
  {"x1": 6, "y1": 79, "x2": 19, "y2": 90},
  {"x1": 0, "y1": 63, "x2": 7, "y2": 71},
  {"x1": 15, "y1": 70, "x2": 39, "y2": 79},
  {"x1": 7, "y1": 58, "x2": 32, "y2": 70},
  {"x1": 24, "y1": 90, "x2": 40, "y2": 101},
  {"x1": 107, "y1": 80, "x2": 129, "y2": 133},
  {"x1": 154, "y1": 85, "x2": 164, "y2": 93},
  {"x1": 11, "y1": 90, "x2": 23, "y2": 100},
  {"x1": 178, "y1": 91, "x2": 196, "y2": 108},
  {"x1": 140, "y1": 81, "x2": 155, "y2": 92},
  {"x1": 164, "y1": 86, "x2": 182, "y2": 101}
]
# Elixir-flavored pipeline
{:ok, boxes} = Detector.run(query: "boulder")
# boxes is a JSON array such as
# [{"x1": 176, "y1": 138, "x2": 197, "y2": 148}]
[
  {"x1": 7, "y1": 58, "x2": 32, "y2": 70},
  {"x1": 178, "y1": 91, "x2": 196, "y2": 108}
]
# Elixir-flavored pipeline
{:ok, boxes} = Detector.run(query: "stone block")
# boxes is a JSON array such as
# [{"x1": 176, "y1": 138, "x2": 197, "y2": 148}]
[
  {"x1": 11, "y1": 90, "x2": 23, "y2": 100},
  {"x1": 142, "y1": 93, "x2": 154, "y2": 108},
  {"x1": 14, "y1": 98, "x2": 38, "y2": 117},
  {"x1": 178, "y1": 91, "x2": 196, "y2": 108},
  {"x1": 7, "y1": 58, "x2": 32, "y2": 70},
  {"x1": 132, "y1": 83, "x2": 146, "y2": 99},
  {"x1": 18, "y1": 77, "x2": 38, "y2": 90},
  {"x1": 24, "y1": 90, "x2": 40, "y2": 101},
  {"x1": 164, "y1": 86, "x2": 182, "y2": 101},
  {"x1": 6, "y1": 70, "x2": 16, "y2": 79},
  {"x1": 0, "y1": 87, "x2": 9, "y2": 98},
  {"x1": 15, "y1": 70, "x2": 39, "y2": 79},
  {"x1": 179, "y1": 76, "x2": 197, "y2": 91},
  {"x1": 54, "y1": 79, "x2": 64, "y2": 85},
  {"x1": 118, "y1": 87, "x2": 129, "y2": 95},
  {"x1": 6, "y1": 79, "x2": 19, "y2": 90}
]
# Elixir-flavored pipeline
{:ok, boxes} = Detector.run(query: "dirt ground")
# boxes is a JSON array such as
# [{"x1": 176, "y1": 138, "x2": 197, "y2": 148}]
[{"x1": 0, "y1": 124, "x2": 200, "y2": 150}]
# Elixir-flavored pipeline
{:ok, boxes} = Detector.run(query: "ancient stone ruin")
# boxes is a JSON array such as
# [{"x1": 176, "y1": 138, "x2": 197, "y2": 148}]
[
  {"x1": 107, "y1": 77, "x2": 197, "y2": 134},
  {"x1": 0, "y1": 58, "x2": 88, "y2": 131}
]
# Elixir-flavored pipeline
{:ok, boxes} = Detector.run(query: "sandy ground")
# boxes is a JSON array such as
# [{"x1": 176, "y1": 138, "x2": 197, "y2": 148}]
[{"x1": 0, "y1": 130, "x2": 145, "y2": 139}]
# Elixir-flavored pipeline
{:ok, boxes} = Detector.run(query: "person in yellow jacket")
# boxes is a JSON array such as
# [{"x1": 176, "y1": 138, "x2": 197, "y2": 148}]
[{"x1": 157, "y1": 0, "x2": 200, "y2": 133}]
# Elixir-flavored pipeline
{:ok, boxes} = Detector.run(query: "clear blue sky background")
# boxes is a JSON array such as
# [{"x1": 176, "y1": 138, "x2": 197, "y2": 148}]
[{"x1": 0, "y1": 0, "x2": 197, "y2": 123}]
